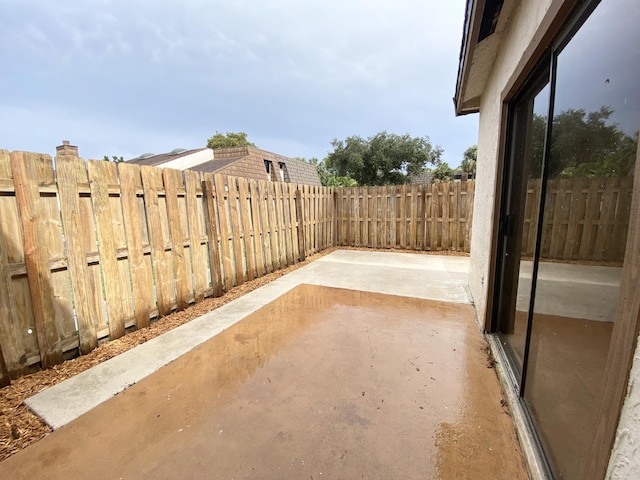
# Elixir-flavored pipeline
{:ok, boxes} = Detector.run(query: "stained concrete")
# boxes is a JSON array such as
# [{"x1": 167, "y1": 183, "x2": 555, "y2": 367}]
[
  {"x1": 25, "y1": 250, "x2": 472, "y2": 430},
  {"x1": 2, "y1": 284, "x2": 526, "y2": 479}
]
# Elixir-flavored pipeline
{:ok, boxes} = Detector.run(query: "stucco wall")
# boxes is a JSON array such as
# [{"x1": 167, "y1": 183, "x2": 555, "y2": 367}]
[
  {"x1": 469, "y1": 0, "x2": 556, "y2": 326},
  {"x1": 607, "y1": 334, "x2": 640, "y2": 478}
]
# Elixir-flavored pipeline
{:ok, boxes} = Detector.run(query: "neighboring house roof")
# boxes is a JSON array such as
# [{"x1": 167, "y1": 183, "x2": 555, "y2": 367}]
[
  {"x1": 409, "y1": 171, "x2": 434, "y2": 184},
  {"x1": 127, "y1": 148, "x2": 211, "y2": 167},
  {"x1": 126, "y1": 145, "x2": 321, "y2": 186},
  {"x1": 454, "y1": 0, "x2": 515, "y2": 115}
]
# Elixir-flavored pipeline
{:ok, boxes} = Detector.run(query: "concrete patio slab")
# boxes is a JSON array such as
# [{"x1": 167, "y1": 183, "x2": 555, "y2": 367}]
[
  {"x1": 5, "y1": 283, "x2": 526, "y2": 479},
  {"x1": 25, "y1": 250, "x2": 471, "y2": 430}
]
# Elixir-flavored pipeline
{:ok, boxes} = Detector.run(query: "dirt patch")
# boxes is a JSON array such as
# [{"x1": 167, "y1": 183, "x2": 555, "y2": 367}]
[{"x1": 0, "y1": 247, "x2": 467, "y2": 462}]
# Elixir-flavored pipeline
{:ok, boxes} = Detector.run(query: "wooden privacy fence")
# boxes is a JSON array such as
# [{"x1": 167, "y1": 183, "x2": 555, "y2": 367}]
[
  {"x1": 1, "y1": 149, "x2": 633, "y2": 385},
  {"x1": 0, "y1": 150, "x2": 334, "y2": 383},
  {"x1": 335, "y1": 183, "x2": 475, "y2": 251},
  {"x1": 520, "y1": 177, "x2": 633, "y2": 262}
]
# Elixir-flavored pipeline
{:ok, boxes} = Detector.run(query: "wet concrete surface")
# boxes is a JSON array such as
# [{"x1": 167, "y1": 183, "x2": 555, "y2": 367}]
[
  {"x1": 26, "y1": 250, "x2": 472, "y2": 430},
  {"x1": 3, "y1": 284, "x2": 526, "y2": 479}
]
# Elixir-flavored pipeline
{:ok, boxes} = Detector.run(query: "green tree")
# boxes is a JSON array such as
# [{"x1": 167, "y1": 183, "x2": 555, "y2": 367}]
[
  {"x1": 431, "y1": 161, "x2": 455, "y2": 183},
  {"x1": 103, "y1": 155, "x2": 124, "y2": 163},
  {"x1": 326, "y1": 132, "x2": 442, "y2": 186},
  {"x1": 301, "y1": 157, "x2": 357, "y2": 187},
  {"x1": 461, "y1": 145, "x2": 477, "y2": 176},
  {"x1": 206, "y1": 131, "x2": 255, "y2": 149},
  {"x1": 530, "y1": 106, "x2": 636, "y2": 178}
]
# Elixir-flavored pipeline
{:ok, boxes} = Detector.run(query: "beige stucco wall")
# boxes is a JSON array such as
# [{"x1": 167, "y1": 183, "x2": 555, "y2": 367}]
[
  {"x1": 607, "y1": 332, "x2": 640, "y2": 479},
  {"x1": 469, "y1": 0, "x2": 557, "y2": 326}
]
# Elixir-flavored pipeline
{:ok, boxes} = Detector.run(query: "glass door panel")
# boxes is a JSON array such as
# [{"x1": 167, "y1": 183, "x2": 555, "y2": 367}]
[
  {"x1": 497, "y1": 79, "x2": 550, "y2": 381},
  {"x1": 523, "y1": 0, "x2": 640, "y2": 477}
]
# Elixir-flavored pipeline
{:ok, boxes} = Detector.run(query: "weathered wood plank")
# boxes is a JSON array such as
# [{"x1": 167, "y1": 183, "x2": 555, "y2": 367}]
[
  {"x1": 314, "y1": 185, "x2": 320, "y2": 253},
  {"x1": 203, "y1": 175, "x2": 224, "y2": 296},
  {"x1": 306, "y1": 185, "x2": 313, "y2": 253},
  {"x1": 184, "y1": 170, "x2": 208, "y2": 301},
  {"x1": 282, "y1": 183, "x2": 294, "y2": 264},
  {"x1": 399, "y1": 184, "x2": 407, "y2": 249},
  {"x1": 265, "y1": 181, "x2": 280, "y2": 271},
  {"x1": 141, "y1": 166, "x2": 173, "y2": 316},
  {"x1": 57, "y1": 156, "x2": 99, "y2": 351},
  {"x1": 213, "y1": 174, "x2": 235, "y2": 291},
  {"x1": 163, "y1": 168, "x2": 192, "y2": 309},
  {"x1": 381, "y1": 187, "x2": 389, "y2": 248},
  {"x1": 451, "y1": 183, "x2": 460, "y2": 251},
  {"x1": 87, "y1": 160, "x2": 127, "y2": 339},
  {"x1": 37, "y1": 154, "x2": 77, "y2": 354},
  {"x1": 227, "y1": 176, "x2": 246, "y2": 285},
  {"x1": 563, "y1": 178, "x2": 586, "y2": 259},
  {"x1": 255, "y1": 180, "x2": 273, "y2": 273},
  {"x1": 441, "y1": 182, "x2": 450, "y2": 250},
  {"x1": 273, "y1": 182, "x2": 288, "y2": 267},
  {"x1": 237, "y1": 177, "x2": 256, "y2": 281},
  {"x1": 118, "y1": 162, "x2": 154, "y2": 329},
  {"x1": 594, "y1": 178, "x2": 617, "y2": 261},
  {"x1": 465, "y1": 182, "x2": 475, "y2": 251},
  {"x1": 430, "y1": 185, "x2": 438, "y2": 250},
  {"x1": 611, "y1": 177, "x2": 633, "y2": 261},
  {"x1": 249, "y1": 179, "x2": 266, "y2": 276},
  {"x1": 0, "y1": 150, "x2": 28, "y2": 377},
  {"x1": 11, "y1": 152, "x2": 63, "y2": 368},
  {"x1": 287, "y1": 184, "x2": 300, "y2": 263},
  {"x1": 296, "y1": 188, "x2": 306, "y2": 261},
  {"x1": 370, "y1": 187, "x2": 378, "y2": 248},
  {"x1": 409, "y1": 184, "x2": 417, "y2": 250}
]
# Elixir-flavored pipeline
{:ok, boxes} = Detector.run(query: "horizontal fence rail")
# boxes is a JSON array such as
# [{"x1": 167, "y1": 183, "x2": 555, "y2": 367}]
[{"x1": 0, "y1": 150, "x2": 334, "y2": 383}]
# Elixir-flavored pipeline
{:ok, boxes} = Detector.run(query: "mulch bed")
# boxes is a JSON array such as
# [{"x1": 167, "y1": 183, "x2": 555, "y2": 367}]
[{"x1": 0, "y1": 247, "x2": 469, "y2": 462}]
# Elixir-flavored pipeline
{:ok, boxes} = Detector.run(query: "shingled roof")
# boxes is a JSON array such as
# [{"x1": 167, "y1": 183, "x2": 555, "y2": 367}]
[{"x1": 127, "y1": 146, "x2": 321, "y2": 186}]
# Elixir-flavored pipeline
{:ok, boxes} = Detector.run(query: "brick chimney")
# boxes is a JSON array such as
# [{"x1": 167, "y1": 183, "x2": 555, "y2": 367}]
[{"x1": 56, "y1": 140, "x2": 78, "y2": 157}]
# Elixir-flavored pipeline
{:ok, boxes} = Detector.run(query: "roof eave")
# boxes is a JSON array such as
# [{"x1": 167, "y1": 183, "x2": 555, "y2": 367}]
[{"x1": 454, "y1": 0, "x2": 485, "y2": 116}]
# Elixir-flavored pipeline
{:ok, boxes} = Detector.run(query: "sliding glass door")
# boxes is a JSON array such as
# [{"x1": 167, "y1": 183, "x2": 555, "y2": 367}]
[{"x1": 494, "y1": 0, "x2": 639, "y2": 477}]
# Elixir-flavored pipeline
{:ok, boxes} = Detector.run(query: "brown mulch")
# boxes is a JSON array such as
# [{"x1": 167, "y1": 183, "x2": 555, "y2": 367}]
[{"x1": 0, "y1": 246, "x2": 469, "y2": 462}]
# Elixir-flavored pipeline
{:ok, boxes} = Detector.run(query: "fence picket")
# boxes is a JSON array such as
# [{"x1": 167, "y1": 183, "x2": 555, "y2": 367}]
[
  {"x1": 185, "y1": 170, "x2": 209, "y2": 301},
  {"x1": 57, "y1": 156, "x2": 99, "y2": 350},
  {"x1": 87, "y1": 160, "x2": 128, "y2": 339},
  {"x1": 203, "y1": 175, "x2": 223, "y2": 296},
  {"x1": 0, "y1": 150, "x2": 29, "y2": 376},
  {"x1": 237, "y1": 177, "x2": 256, "y2": 281},
  {"x1": 141, "y1": 166, "x2": 173, "y2": 316},
  {"x1": 11, "y1": 152, "x2": 64, "y2": 367},
  {"x1": 119, "y1": 162, "x2": 154, "y2": 328}
]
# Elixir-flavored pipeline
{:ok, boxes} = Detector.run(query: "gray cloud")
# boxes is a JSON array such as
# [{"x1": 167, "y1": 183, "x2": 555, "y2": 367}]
[{"x1": 0, "y1": 0, "x2": 478, "y2": 166}]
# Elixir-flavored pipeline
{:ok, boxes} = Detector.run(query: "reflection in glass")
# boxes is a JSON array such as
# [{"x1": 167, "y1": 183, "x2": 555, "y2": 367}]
[
  {"x1": 499, "y1": 84, "x2": 549, "y2": 376},
  {"x1": 523, "y1": 0, "x2": 639, "y2": 478}
]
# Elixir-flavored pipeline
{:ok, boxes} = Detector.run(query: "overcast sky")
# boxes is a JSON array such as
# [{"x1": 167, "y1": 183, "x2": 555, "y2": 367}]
[{"x1": 0, "y1": 0, "x2": 478, "y2": 167}]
